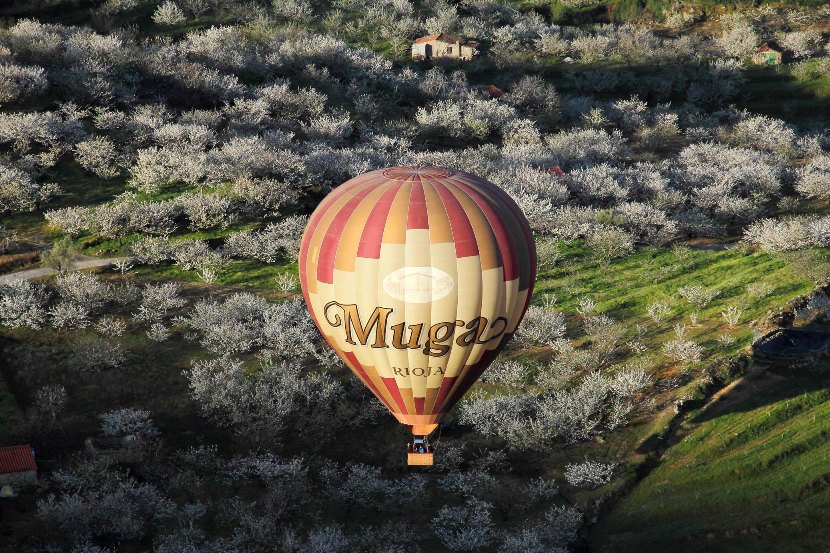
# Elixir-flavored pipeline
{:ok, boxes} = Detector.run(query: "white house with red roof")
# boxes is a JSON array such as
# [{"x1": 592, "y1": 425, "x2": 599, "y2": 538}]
[
  {"x1": 0, "y1": 445, "x2": 37, "y2": 487},
  {"x1": 411, "y1": 33, "x2": 479, "y2": 61}
]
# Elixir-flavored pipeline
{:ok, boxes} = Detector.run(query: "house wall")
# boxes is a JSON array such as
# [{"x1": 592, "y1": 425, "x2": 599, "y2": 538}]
[
  {"x1": 429, "y1": 40, "x2": 459, "y2": 59},
  {"x1": 413, "y1": 40, "x2": 476, "y2": 61},
  {"x1": 0, "y1": 470, "x2": 36, "y2": 486},
  {"x1": 416, "y1": 40, "x2": 460, "y2": 59}
]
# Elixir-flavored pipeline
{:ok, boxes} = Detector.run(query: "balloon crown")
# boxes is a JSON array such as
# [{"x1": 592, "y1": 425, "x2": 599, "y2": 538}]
[{"x1": 381, "y1": 165, "x2": 455, "y2": 180}]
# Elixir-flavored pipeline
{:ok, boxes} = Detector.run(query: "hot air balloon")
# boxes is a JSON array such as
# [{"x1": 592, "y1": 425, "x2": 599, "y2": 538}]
[{"x1": 298, "y1": 166, "x2": 536, "y2": 466}]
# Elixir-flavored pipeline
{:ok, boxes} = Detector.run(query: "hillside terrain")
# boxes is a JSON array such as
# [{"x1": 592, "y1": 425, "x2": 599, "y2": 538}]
[
  {"x1": 0, "y1": 1, "x2": 830, "y2": 552},
  {"x1": 592, "y1": 365, "x2": 830, "y2": 552}
]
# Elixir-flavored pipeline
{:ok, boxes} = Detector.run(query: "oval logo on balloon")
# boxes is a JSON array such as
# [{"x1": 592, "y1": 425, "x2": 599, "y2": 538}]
[{"x1": 382, "y1": 267, "x2": 454, "y2": 303}]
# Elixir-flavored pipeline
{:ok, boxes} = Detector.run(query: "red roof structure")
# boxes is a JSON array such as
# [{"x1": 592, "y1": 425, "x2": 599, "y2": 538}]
[
  {"x1": 0, "y1": 445, "x2": 36, "y2": 474},
  {"x1": 413, "y1": 33, "x2": 478, "y2": 47},
  {"x1": 414, "y1": 33, "x2": 443, "y2": 44},
  {"x1": 485, "y1": 85, "x2": 504, "y2": 98},
  {"x1": 755, "y1": 42, "x2": 778, "y2": 53},
  {"x1": 545, "y1": 165, "x2": 565, "y2": 177}
]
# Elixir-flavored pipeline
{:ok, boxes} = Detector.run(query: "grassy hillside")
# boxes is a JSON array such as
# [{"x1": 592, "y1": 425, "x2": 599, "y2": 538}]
[
  {"x1": 516, "y1": 0, "x2": 828, "y2": 23},
  {"x1": 521, "y1": 241, "x2": 817, "y2": 509},
  {"x1": 590, "y1": 365, "x2": 830, "y2": 552},
  {"x1": 2, "y1": 0, "x2": 830, "y2": 548},
  {"x1": 537, "y1": 241, "x2": 816, "y2": 364}
]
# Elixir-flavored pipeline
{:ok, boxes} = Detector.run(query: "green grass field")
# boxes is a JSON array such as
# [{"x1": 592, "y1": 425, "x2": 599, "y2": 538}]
[
  {"x1": 514, "y1": 0, "x2": 827, "y2": 24},
  {"x1": 590, "y1": 365, "x2": 830, "y2": 552},
  {"x1": 537, "y1": 241, "x2": 814, "y2": 361}
]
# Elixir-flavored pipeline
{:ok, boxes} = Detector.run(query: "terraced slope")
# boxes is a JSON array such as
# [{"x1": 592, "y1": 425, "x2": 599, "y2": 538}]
[{"x1": 591, "y1": 366, "x2": 830, "y2": 553}]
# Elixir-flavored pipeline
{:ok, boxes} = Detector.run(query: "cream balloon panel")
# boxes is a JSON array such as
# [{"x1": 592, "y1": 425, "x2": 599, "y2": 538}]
[{"x1": 308, "y1": 254, "x2": 513, "y2": 389}]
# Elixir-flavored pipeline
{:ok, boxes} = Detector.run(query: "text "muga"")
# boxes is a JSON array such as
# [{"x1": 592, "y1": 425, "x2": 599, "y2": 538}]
[{"x1": 323, "y1": 301, "x2": 508, "y2": 357}]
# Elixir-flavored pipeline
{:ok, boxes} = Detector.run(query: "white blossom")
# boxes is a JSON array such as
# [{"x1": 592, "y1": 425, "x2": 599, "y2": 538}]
[
  {"x1": 0, "y1": 161, "x2": 60, "y2": 213},
  {"x1": 716, "y1": 16, "x2": 758, "y2": 58},
  {"x1": 133, "y1": 282, "x2": 186, "y2": 323},
  {"x1": 564, "y1": 460, "x2": 617, "y2": 489},
  {"x1": 432, "y1": 498, "x2": 496, "y2": 552},
  {"x1": 0, "y1": 62, "x2": 48, "y2": 103},
  {"x1": 153, "y1": 1, "x2": 186, "y2": 26},
  {"x1": 74, "y1": 136, "x2": 123, "y2": 179},
  {"x1": 516, "y1": 305, "x2": 566, "y2": 347},
  {"x1": 586, "y1": 226, "x2": 635, "y2": 264},
  {"x1": 743, "y1": 218, "x2": 811, "y2": 252},
  {"x1": 101, "y1": 408, "x2": 159, "y2": 442},
  {"x1": 796, "y1": 154, "x2": 830, "y2": 200},
  {"x1": 50, "y1": 301, "x2": 91, "y2": 329},
  {"x1": 0, "y1": 279, "x2": 48, "y2": 329},
  {"x1": 95, "y1": 316, "x2": 126, "y2": 337},
  {"x1": 186, "y1": 355, "x2": 343, "y2": 445}
]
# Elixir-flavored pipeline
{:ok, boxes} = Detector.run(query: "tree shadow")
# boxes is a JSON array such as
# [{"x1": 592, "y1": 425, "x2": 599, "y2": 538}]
[
  {"x1": 531, "y1": 58, "x2": 830, "y2": 128},
  {"x1": 635, "y1": 432, "x2": 667, "y2": 455},
  {"x1": 692, "y1": 362, "x2": 830, "y2": 425}
]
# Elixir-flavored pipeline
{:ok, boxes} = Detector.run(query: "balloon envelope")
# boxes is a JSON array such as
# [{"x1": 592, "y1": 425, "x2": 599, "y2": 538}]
[{"x1": 299, "y1": 166, "x2": 536, "y2": 435}]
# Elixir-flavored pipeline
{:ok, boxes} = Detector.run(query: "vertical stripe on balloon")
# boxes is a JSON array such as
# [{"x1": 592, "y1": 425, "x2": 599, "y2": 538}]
[
  {"x1": 430, "y1": 179, "x2": 479, "y2": 258},
  {"x1": 356, "y1": 181, "x2": 404, "y2": 259},
  {"x1": 407, "y1": 176, "x2": 429, "y2": 230},
  {"x1": 316, "y1": 193, "x2": 368, "y2": 284}
]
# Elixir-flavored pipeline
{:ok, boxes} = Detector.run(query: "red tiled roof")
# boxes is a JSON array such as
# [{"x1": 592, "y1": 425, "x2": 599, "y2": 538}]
[
  {"x1": 0, "y1": 445, "x2": 36, "y2": 474},
  {"x1": 413, "y1": 33, "x2": 478, "y2": 46},
  {"x1": 755, "y1": 42, "x2": 777, "y2": 53},
  {"x1": 545, "y1": 165, "x2": 565, "y2": 177},
  {"x1": 414, "y1": 33, "x2": 443, "y2": 44}
]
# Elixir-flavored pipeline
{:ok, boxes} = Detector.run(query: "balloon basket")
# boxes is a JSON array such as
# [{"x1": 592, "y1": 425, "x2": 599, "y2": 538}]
[
  {"x1": 407, "y1": 433, "x2": 435, "y2": 466},
  {"x1": 407, "y1": 452, "x2": 434, "y2": 466}
]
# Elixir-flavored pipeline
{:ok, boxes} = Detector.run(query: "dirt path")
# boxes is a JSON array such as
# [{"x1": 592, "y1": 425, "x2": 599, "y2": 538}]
[
  {"x1": 681, "y1": 237, "x2": 735, "y2": 251},
  {"x1": 0, "y1": 256, "x2": 128, "y2": 284}
]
